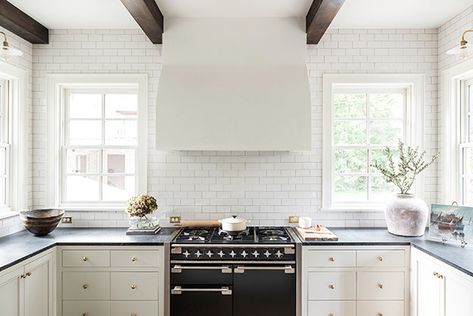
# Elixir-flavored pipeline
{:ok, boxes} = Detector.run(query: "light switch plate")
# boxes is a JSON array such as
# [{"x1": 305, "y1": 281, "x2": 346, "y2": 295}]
[
  {"x1": 61, "y1": 216, "x2": 72, "y2": 224},
  {"x1": 169, "y1": 216, "x2": 181, "y2": 224},
  {"x1": 288, "y1": 216, "x2": 299, "y2": 224}
]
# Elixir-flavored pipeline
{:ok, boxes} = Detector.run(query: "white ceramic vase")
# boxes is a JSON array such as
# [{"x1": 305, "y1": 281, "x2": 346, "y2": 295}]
[{"x1": 385, "y1": 193, "x2": 429, "y2": 237}]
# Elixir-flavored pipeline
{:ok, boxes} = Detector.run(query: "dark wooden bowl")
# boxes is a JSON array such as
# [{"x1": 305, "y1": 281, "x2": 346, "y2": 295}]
[{"x1": 19, "y1": 209, "x2": 65, "y2": 236}]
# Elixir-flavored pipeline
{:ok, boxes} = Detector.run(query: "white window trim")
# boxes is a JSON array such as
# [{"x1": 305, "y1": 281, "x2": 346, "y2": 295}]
[
  {"x1": 322, "y1": 74, "x2": 425, "y2": 211},
  {"x1": 0, "y1": 61, "x2": 28, "y2": 213},
  {"x1": 47, "y1": 74, "x2": 148, "y2": 210},
  {"x1": 440, "y1": 58, "x2": 473, "y2": 204}
]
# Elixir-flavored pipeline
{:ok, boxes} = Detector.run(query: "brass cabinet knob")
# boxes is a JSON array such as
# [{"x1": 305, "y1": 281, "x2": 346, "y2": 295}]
[
  {"x1": 377, "y1": 313, "x2": 383, "y2": 316},
  {"x1": 329, "y1": 284, "x2": 335, "y2": 289},
  {"x1": 329, "y1": 314, "x2": 334, "y2": 316},
  {"x1": 329, "y1": 257, "x2": 335, "y2": 262},
  {"x1": 377, "y1": 256, "x2": 384, "y2": 262},
  {"x1": 82, "y1": 284, "x2": 88, "y2": 289},
  {"x1": 20, "y1": 273, "x2": 26, "y2": 279},
  {"x1": 377, "y1": 283, "x2": 384, "y2": 289},
  {"x1": 438, "y1": 274, "x2": 444, "y2": 279},
  {"x1": 131, "y1": 313, "x2": 137, "y2": 316},
  {"x1": 83, "y1": 313, "x2": 88, "y2": 316},
  {"x1": 26, "y1": 272, "x2": 31, "y2": 277},
  {"x1": 131, "y1": 284, "x2": 137, "y2": 290},
  {"x1": 433, "y1": 272, "x2": 439, "y2": 277},
  {"x1": 131, "y1": 257, "x2": 137, "y2": 262},
  {"x1": 82, "y1": 257, "x2": 88, "y2": 262}
]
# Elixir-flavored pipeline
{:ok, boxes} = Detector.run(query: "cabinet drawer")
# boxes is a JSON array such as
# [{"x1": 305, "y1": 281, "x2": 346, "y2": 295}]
[
  {"x1": 308, "y1": 301, "x2": 355, "y2": 316},
  {"x1": 62, "y1": 250, "x2": 110, "y2": 267},
  {"x1": 357, "y1": 272, "x2": 404, "y2": 300},
  {"x1": 111, "y1": 272, "x2": 159, "y2": 300},
  {"x1": 111, "y1": 250, "x2": 160, "y2": 268},
  {"x1": 63, "y1": 301, "x2": 110, "y2": 316},
  {"x1": 63, "y1": 272, "x2": 110, "y2": 300},
  {"x1": 357, "y1": 250, "x2": 405, "y2": 267},
  {"x1": 305, "y1": 250, "x2": 356, "y2": 267},
  {"x1": 308, "y1": 272, "x2": 356, "y2": 300},
  {"x1": 111, "y1": 301, "x2": 158, "y2": 316},
  {"x1": 357, "y1": 301, "x2": 404, "y2": 316}
]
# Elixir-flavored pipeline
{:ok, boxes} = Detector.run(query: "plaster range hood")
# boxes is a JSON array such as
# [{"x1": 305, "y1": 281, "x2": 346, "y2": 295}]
[{"x1": 156, "y1": 18, "x2": 311, "y2": 151}]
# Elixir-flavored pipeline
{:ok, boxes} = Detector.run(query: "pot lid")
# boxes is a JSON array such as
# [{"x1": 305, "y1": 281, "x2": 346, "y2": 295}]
[{"x1": 220, "y1": 215, "x2": 246, "y2": 224}]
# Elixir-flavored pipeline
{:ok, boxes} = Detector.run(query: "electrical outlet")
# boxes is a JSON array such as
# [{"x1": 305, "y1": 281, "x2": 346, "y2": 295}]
[
  {"x1": 288, "y1": 216, "x2": 299, "y2": 224},
  {"x1": 169, "y1": 216, "x2": 181, "y2": 224},
  {"x1": 61, "y1": 216, "x2": 72, "y2": 224}
]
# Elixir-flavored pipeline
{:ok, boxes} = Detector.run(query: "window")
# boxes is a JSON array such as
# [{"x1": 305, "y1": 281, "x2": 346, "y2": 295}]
[
  {"x1": 323, "y1": 74, "x2": 424, "y2": 210},
  {"x1": 459, "y1": 79, "x2": 473, "y2": 204},
  {"x1": 48, "y1": 75, "x2": 147, "y2": 209},
  {"x1": 0, "y1": 80, "x2": 9, "y2": 207}
]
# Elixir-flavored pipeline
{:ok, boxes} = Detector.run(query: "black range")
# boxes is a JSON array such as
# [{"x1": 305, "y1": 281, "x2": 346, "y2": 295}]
[{"x1": 169, "y1": 227, "x2": 297, "y2": 316}]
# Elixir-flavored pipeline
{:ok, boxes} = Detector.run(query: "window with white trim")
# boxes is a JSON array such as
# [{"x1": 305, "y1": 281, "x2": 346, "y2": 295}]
[
  {"x1": 49, "y1": 75, "x2": 148, "y2": 209},
  {"x1": 323, "y1": 75, "x2": 424, "y2": 210},
  {"x1": 460, "y1": 79, "x2": 473, "y2": 204},
  {"x1": 0, "y1": 79, "x2": 9, "y2": 207}
]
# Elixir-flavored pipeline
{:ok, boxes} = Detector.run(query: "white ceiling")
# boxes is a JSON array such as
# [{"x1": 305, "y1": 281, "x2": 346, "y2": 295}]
[{"x1": 7, "y1": 0, "x2": 473, "y2": 29}]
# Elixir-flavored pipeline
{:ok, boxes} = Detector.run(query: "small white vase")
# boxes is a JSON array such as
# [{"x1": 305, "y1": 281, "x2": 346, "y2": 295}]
[{"x1": 385, "y1": 193, "x2": 428, "y2": 237}]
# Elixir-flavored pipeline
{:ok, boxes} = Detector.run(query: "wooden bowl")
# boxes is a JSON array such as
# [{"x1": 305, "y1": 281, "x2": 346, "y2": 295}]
[{"x1": 19, "y1": 209, "x2": 65, "y2": 236}]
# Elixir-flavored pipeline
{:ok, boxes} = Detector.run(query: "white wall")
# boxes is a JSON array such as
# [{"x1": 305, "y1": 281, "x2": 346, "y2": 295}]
[
  {"x1": 29, "y1": 27, "x2": 438, "y2": 228},
  {"x1": 0, "y1": 27, "x2": 33, "y2": 237}
]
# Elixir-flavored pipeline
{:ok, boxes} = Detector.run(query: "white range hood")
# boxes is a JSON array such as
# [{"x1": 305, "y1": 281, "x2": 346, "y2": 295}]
[{"x1": 156, "y1": 18, "x2": 311, "y2": 151}]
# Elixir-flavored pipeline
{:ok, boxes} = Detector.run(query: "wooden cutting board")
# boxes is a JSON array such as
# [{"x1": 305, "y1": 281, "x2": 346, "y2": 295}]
[{"x1": 295, "y1": 225, "x2": 338, "y2": 241}]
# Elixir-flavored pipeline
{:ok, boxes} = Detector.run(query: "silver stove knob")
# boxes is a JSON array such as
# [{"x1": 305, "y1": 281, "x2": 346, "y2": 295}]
[
  {"x1": 241, "y1": 251, "x2": 248, "y2": 258},
  {"x1": 229, "y1": 250, "x2": 236, "y2": 258},
  {"x1": 264, "y1": 250, "x2": 271, "y2": 258},
  {"x1": 183, "y1": 250, "x2": 190, "y2": 258},
  {"x1": 218, "y1": 250, "x2": 225, "y2": 258},
  {"x1": 195, "y1": 250, "x2": 202, "y2": 258},
  {"x1": 275, "y1": 250, "x2": 283, "y2": 259},
  {"x1": 206, "y1": 250, "x2": 213, "y2": 258},
  {"x1": 252, "y1": 250, "x2": 260, "y2": 258}
]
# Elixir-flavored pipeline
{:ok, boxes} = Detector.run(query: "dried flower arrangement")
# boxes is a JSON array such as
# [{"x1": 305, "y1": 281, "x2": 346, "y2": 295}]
[
  {"x1": 126, "y1": 194, "x2": 158, "y2": 218},
  {"x1": 370, "y1": 140, "x2": 439, "y2": 194}
]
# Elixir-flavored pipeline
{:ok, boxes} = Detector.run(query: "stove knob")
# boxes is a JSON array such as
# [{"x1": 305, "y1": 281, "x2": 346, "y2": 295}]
[
  {"x1": 206, "y1": 250, "x2": 213, "y2": 258},
  {"x1": 264, "y1": 250, "x2": 272, "y2": 258},
  {"x1": 218, "y1": 250, "x2": 225, "y2": 258},
  {"x1": 229, "y1": 250, "x2": 236, "y2": 258},
  {"x1": 275, "y1": 250, "x2": 283, "y2": 259},
  {"x1": 241, "y1": 251, "x2": 248, "y2": 258},
  {"x1": 195, "y1": 250, "x2": 202, "y2": 258},
  {"x1": 183, "y1": 250, "x2": 191, "y2": 258},
  {"x1": 252, "y1": 250, "x2": 260, "y2": 258}
]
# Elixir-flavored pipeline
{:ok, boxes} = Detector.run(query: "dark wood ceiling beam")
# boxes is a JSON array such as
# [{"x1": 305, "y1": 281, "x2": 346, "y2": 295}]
[
  {"x1": 0, "y1": 0, "x2": 48, "y2": 44},
  {"x1": 120, "y1": 0, "x2": 163, "y2": 44},
  {"x1": 306, "y1": 0, "x2": 345, "y2": 44}
]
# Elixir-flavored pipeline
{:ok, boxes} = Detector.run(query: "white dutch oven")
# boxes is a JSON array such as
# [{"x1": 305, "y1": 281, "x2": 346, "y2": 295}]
[{"x1": 219, "y1": 215, "x2": 248, "y2": 232}]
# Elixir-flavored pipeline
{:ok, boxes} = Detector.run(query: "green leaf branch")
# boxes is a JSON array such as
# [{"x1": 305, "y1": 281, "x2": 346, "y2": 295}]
[{"x1": 370, "y1": 140, "x2": 439, "y2": 194}]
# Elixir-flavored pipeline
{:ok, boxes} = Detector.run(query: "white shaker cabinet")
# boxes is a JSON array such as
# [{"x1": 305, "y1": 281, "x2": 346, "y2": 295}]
[
  {"x1": 411, "y1": 247, "x2": 473, "y2": 316},
  {"x1": 0, "y1": 249, "x2": 55, "y2": 316}
]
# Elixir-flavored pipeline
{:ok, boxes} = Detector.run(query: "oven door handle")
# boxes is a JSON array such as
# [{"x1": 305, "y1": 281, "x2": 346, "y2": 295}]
[
  {"x1": 171, "y1": 286, "x2": 232, "y2": 295},
  {"x1": 234, "y1": 265, "x2": 295, "y2": 274},
  {"x1": 171, "y1": 265, "x2": 232, "y2": 274}
]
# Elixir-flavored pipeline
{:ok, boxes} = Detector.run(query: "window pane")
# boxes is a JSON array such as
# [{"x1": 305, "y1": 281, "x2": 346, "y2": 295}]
[
  {"x1": 0, "y1": 147, "x2": 5, "y2": 175},
  {"x1": 69, "y1": 94, "x2": 102, "y2": 119},
  {"x1": 65, "y1": 175, "x2": 99, "y2": 201},
  {"x1": 105, "y1": 94, "x2": 137, "y2": 119},
  {"x1": 334, "y1": 175, "x2": 367, "y2": 201},
  {"x1": 69, "y1": 121, "x2": 102, "y2": 145},
  {"x1": 371, "y1": 175, "x2": 397, "y2": 201},
  {"x1": 369, "y1": 93, "x2": 404, "y2": 119},
  {"x1": 334, "y1": 148, "x2": 367, "y2": 173},
  {"x1": 333, "y1": 93, "x2": 366, "y2": 119},
  {"x1": 333, "y1": 121, "x2": 367, "y2": 145},
  {"x1": 105, "y1": 121, "x2": 137, "y2": 145},
  {"x1": 369, "y1": 120, "x2": 403, "y2": 145},
  {"x1": 103, "y1": 176, "x2": 135, "y2": 201},
  {"x1": 370, "y1": 148, "x2": 399, "y2": 173},
  {"x1": 66, "y1": 149, "x2": 100, "y2": 174},
  {"x1": 104, "y1": 149, "x2": 135, "y2": 173}
]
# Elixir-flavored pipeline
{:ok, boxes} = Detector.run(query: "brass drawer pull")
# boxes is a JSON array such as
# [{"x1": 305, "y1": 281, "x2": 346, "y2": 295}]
[
  {"x1": 377, "y1": 283, "x2": 384, "y2": 289},
  {"x1": 131, "y1": 313, "x2": 137, "y2": 316},
  {"x1": 377, "y1": 313, "x2": 383, "y2": 316},
  {"x1": 433, "y1": 272, "x2": 439, "y2": 277},
  {"x1": 328, "y1": 257, "x2": 335, "y2": 262},
  {"x1": 377, "y1": 256, "x2": 384, "y2": 262},
  {"x1": 329, "y1": 284, "x2": 335, "y2": 289},
  {"x1": 131, "y1": 284, "x2": 137, "y2": 290},
  {"x1": 131, "y1": 257, "x2": 137, "y2": 262},
  {"x1": 329, "y1": 314, "x2": 334, "y2": 316},
  {"x1": 82, "y1": 257, "x2": 88, "y2": 262},
  {"x1": 82, "y1": 284, "x2": 88, "y2": 289},
  {"x1": 26, "y1": 272, "x2": 31, "y2": 277},
  {"x1": 83, "y1": 313, "x2": 88, "y2": 316},
  {"x1": 20, "y1": 273, "x2": 26, "y2": 279}
]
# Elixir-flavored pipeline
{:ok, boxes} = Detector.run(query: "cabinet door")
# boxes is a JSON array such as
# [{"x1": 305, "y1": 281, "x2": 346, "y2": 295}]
[
  {"x1": 0, "y1": 267, "x2": 24, "y2": 316},
  {"x1": 416, "y1": 258, "x2": 442, "y2": 316},
  {"x1": 445, "y1": 271, "x2": 473, "y2": 316},
  {"x1": 24, "y1": 253, "x2": 53, "y2": 316}
]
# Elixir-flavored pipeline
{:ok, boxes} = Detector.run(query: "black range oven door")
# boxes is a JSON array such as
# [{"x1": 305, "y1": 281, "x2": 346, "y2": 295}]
[{"x1": 233, "y1": 265, "x2": 296, "y2": 316}]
